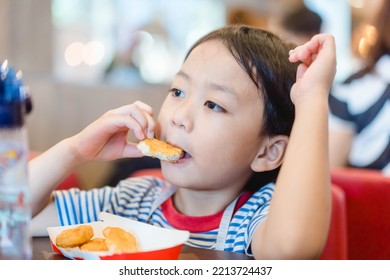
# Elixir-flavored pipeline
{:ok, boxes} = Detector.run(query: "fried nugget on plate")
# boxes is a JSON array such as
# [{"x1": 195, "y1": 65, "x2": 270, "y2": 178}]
[
  {"x1": 55, "y1": 225, "x2": 94, "y2": 248},
  {"x1": 103, "y1": 226, "x2": 138, "y2": 253},
  {"x1": 80, "y1": 238, "x2": 109, "y2": 252}
]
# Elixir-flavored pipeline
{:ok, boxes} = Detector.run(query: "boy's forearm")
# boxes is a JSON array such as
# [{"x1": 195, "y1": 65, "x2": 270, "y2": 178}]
[
  {"x1": 256, "y1": 95, "x2": 331, "y2": 259},
  {"x1": 29, "y1": 137, "x2": 82, "y2": 217},
  {"x1": 281, "y1": 96, "x2": 331, "y2": 237}
]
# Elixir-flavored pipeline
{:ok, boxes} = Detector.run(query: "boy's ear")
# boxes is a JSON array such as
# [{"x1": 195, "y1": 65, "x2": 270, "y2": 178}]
[{"x1": 251, "y1": 135, "x2": 289, "y2": 172}]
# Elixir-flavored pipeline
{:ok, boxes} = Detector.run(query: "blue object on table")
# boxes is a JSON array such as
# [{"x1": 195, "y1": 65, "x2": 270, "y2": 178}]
[{"x1": 0, "y1": 59, "x2": 32, "y2": 260}]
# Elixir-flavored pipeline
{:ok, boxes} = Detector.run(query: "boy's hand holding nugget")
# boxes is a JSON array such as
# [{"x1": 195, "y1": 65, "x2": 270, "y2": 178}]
[{"x1": 69, "y1": 101, "x2": 156, "y2": 164}]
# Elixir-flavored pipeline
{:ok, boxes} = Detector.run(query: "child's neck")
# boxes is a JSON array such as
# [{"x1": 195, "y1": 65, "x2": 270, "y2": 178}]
[{"x1": 172, "y1": 187, "x2": 242, "y2": 217}]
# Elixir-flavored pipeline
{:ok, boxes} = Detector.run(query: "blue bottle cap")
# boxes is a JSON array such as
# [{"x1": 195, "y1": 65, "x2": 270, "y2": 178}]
[{"x1": 0, "y1": 60, "x2": 27, "y2": 128}]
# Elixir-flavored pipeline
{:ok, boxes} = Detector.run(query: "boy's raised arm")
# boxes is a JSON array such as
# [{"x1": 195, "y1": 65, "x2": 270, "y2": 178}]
[{"x1": 252, "y1": 34, "x2": 336, "y2": 259}]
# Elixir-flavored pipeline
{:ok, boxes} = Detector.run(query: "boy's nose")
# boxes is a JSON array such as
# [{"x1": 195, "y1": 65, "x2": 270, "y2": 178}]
[{"x1": 170, "y1": 100, "x2": 193, "y2": 132}]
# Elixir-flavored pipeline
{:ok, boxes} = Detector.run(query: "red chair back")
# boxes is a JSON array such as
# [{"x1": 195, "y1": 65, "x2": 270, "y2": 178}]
[
  {"x1": 55, "y1": 171, "x2": 80, "y2": 190},
  {"x1": 331, "y1": 168, "x2": 390, "y2": 259},
  {"x1": 130, "y1": 168, "x2": 164, "y2": 179},
  {"x1": 320, "y1": 184, "x2": 348, "y2": 259}
]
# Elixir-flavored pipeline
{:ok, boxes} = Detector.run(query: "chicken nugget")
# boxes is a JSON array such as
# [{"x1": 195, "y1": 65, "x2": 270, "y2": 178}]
[
  {"x1": 55, "y1": 225, "x2": 94, "y2": 248},
  {"x1": 103, "y1": 226, "x2": 138, "y2": 253},
  {"x1": 137, "y1": 138, "x2": 183, "y2": 162},
  {"x1": 80, "y1": 238, "x2": 109, "y2": 252}
]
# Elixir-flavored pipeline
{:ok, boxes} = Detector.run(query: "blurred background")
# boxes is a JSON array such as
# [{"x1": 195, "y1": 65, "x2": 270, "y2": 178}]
[{"x1": 0, "y1": 0, "x2": 383, "y2": 188}]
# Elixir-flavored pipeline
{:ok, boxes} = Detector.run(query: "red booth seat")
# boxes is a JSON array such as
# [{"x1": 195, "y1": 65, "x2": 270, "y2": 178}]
[
  {"x1": 331, "y1": 168, "x2": 390, "y2": 260},
  {"x1": 320, "y1": 184, "x2": 348, "y2": 260}
]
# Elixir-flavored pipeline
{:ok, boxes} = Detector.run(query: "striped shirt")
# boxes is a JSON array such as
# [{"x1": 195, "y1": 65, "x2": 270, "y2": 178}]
[
  {"x1": 54, "y1": 176, "x2": 274, "y2": 256},
  {"x1": 329, "y1": 54, "x2": 390, "y2": 175}
]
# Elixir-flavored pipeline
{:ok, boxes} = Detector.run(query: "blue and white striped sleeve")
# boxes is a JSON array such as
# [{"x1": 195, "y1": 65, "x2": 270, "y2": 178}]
[
  {"x1": 244, "y1": 185, "x2": 273, "y2": 255},
  {"x1": 53, "y1": 186, "x2": 115, "y2": 226}
]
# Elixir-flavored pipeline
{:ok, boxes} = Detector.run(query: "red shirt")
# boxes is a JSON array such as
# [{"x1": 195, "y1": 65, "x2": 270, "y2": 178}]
[{"x1": 161, "y1": 192, "x2": 252, "y2": 232}]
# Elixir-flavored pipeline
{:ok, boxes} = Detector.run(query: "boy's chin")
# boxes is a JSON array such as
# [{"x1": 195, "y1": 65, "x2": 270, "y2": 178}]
[{"x1": 160, "y1": 166, "x2": 187, "y2": 185}]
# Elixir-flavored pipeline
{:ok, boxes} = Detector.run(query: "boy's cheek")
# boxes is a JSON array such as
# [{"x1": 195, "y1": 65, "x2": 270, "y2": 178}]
[{"x1": 154, "y1": 122, "x2": 163, "y2": 139}]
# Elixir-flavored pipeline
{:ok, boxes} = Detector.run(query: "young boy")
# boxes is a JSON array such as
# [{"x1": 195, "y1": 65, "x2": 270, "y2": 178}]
[{"x1": 30, "y1": 25, "x2": 336, "y2": 259}]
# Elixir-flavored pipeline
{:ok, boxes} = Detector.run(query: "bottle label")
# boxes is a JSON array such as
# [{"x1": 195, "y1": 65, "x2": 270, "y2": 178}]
[
  {"x1": 0, "y1": 141, "x2": 28, "y2": 195},
  {"x1": 0, "y1": 141, "x2": 31, "y2": 258},
  {"x1": 0, "y1": 142, "x2": 24, "y2": 174}
]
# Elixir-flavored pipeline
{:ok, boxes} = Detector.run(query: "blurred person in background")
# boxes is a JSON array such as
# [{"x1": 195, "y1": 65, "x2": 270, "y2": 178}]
[
  {"x1": 270, "y1": 4, "x2": 323, "y2": 46},
  {"x1": 329, "y1": 0, "x2": 390, "y2": 175}
]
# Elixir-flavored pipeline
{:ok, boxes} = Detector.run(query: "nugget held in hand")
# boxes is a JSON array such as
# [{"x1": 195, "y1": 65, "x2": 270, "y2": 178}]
[
  {"x1": 103, "y1": 226, "x2": 138, "y2": 253},
  {"x1": 80, "y1": 238, "x2": 109, "y2": 252},
  {"x1": 137, "y1": 138, "x2": 183, "y2": 162},
  {"x1": 56, "y1": 225, "x2": 94, "y2": 248}
]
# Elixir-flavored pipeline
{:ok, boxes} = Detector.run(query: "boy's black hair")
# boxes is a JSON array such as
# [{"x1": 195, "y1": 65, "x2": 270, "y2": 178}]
[{"x1": 185, "y1": 25, "x2": 298, "y2": 191}]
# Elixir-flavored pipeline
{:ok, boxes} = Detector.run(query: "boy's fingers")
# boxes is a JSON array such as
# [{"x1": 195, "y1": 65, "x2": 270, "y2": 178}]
[
  {"x1": 122, "y1": 143, "x2": 144, "y2": 158},
  {"x1": 111, "y1": 102, "x2": 154, "y2": 117},
  {"x1": 143, "y1": 113, "x2": 155, "y2": 138},
  {"x1": 296, "y1": 63, "x2": 308, "y2": 81},
  {"x1": 134, "y1": 101, "x2": 154, "y2": 116},
  {"x1": 298, "y1": 46, "x2": 313, "y2": 65},
  {"x1": 132, "y1": 101, "x2": 155, "y2": 138},
  {"x1": 102, "y1": 114, "x2": 146, "y2": 140},
  {"x1": 109, "y1": 102, "x2": 155, "y2": 139},
  {"x1": 307, "y1": 34, "x2": 336, "y2": 62},
  {"x1": 289, "y1": 45, "x2": 312, "y2": 65},
  {"x1": 289, "y1": 34, "x2": 335, "y2": 65}
]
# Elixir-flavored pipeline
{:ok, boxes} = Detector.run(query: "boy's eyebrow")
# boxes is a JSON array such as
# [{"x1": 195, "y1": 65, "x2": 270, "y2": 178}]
[
  {"x1": 176, "y1": 70, "x2": 237, "y2": 97},
  {"x1": 207, "y1": 82, "x2": 237, "y2": 97},
  {"x1": 175, "y1": 70, "x2": 190, "y2": 81}
]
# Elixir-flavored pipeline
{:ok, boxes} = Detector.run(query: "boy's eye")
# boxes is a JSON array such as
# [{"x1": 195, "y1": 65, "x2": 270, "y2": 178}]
[
  {"x1": 204, "y1": 100, "x2": 226, "y2": 112},
  {"x1": 170, "y1": 88, "x2": 185, "y2": 98}
]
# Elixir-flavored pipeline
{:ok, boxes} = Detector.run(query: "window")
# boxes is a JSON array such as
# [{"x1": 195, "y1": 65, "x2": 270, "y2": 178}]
[{"x1": 52, "y1": 0, "x2": 226, "y2": 86}]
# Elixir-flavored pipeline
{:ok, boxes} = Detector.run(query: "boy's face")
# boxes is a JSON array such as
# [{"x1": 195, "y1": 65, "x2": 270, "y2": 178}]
[{"x1": 157, "y1": 40, "x2": 266, "y2": 191}]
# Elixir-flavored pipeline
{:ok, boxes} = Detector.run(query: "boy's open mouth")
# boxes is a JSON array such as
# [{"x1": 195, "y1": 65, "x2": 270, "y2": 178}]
[
  {"x1": 165, "y1": 141, "x2": 191, "y2": 160},
  {"x1": 180, "y1": 151, "x2": 191, "y2": 159}
]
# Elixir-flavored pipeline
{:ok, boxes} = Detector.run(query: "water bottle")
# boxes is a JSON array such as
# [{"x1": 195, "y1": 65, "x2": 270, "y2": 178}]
[{"x1": 0, "y1": 60, "x2": 32, "y2": 259}]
